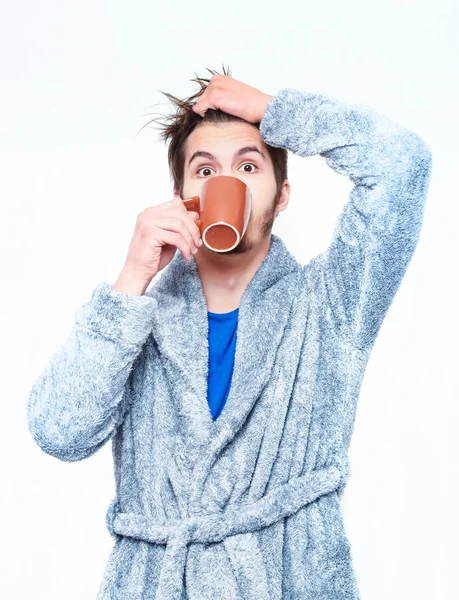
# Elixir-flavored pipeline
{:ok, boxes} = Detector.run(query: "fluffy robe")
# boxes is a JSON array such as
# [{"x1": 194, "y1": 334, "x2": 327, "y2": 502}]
[{"x1": 26, "y1": 88, "x2": 432, "y2": 599}]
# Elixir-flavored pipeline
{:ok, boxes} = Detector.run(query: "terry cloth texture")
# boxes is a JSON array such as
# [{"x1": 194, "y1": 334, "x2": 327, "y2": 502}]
[{"x1": 26, "y1": 87, "x2": 432, "y2": 599}]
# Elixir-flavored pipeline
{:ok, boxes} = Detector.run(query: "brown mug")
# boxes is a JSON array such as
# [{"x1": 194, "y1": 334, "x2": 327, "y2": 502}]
[{"x1": 182, "y1": 176, "x2": 252, "y2": 252}]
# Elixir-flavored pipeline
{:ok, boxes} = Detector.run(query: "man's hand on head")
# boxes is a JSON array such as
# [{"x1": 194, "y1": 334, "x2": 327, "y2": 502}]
[{"x1": 191, "y1": 74, "x2": 273, "y2": 124}]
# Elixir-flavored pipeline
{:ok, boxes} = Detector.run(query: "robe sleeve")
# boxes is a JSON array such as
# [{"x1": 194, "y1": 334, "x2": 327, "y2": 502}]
[
  {"x1": 26, "y1": 281, "x2": 156, "y2": 462},
  {"x1": 259, "y1": 88, "x2": 433, "y2": 349}
]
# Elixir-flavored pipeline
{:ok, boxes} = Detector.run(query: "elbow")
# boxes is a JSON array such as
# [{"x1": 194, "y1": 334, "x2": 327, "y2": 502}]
[
  {"x1": 402, "y1": 130, "x2": 433, "y2": 174},
  {"x1": 386, "y1": 129, "x2": 433, "y2": 193},
  {"x1": 25, "y1": 376, "x2": 122, "y2": 462},
  {"x1": 26, "y1": 403, "x2": 113, "y2": 462},
  {"x1": 27, "y1": 419, "x2": 104, "y2": 462}
]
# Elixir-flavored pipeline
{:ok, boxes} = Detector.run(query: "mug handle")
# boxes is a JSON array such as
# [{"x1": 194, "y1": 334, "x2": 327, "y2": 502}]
[{"x1": 183, "y1": 196, "x2": 202, "y2": 228}]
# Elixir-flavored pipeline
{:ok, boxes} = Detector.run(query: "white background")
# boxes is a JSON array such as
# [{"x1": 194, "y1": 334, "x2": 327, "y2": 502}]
[{"x1": 1, "y1": 0, "x2": 457, "y2": 598}]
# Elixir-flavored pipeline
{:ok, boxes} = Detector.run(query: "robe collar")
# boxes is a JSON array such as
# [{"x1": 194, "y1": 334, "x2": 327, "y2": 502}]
[{"x1": 146, "y1": 233, "x2": 302, "y2": 455}]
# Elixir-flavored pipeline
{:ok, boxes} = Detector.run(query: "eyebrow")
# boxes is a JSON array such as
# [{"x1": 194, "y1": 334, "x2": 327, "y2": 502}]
[{"x1": 187, "y1": 145, "x2": 267, "y2": 168}]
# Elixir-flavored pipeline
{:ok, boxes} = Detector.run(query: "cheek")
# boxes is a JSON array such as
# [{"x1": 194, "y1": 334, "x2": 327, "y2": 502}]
[
  {"x1": 181, "y1": 178, "x2": 202, "y2": 199},
  {"x1": 247, "y1": 182, "x2": 275, "y2": 217}
]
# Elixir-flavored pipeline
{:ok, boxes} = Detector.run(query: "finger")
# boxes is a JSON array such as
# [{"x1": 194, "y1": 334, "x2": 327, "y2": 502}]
[
  {"x1": 180, "y1": 211, "x2": 202, "y2": 247},
  {"x1": 170, "y1": 196, "x2": 203, "y2": 246},
  {"x1": 154, "y1": 216, "x2": 198, "y2": 256},
  {"x1": 154, "y1": 227, "x2": 194, "y2": 261},
  {"x1": 192, "y1": 99, "x2": 208, "y2": 118}
]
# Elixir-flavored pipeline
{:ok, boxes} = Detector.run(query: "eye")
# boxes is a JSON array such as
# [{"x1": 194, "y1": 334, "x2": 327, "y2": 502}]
[
  {"x1": 195, "y1": 163, "x2": 258, "y2": 178},
  {"x1": 196, "y1": 166, "x2": 215, "y2": 178},
  {"x1": 239, "y1": 163, "x2": 258, "y2": 174}
]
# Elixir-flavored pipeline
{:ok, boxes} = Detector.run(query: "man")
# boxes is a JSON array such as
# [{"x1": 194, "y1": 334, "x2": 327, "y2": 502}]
[{"x1": 27, "y1": 67, "x2": 432, "y2": 599}]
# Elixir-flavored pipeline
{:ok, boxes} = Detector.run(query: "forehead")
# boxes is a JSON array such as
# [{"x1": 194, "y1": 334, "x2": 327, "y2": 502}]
[{"x1": 184, "y1": 121, "x2": 269, "y2": 161}]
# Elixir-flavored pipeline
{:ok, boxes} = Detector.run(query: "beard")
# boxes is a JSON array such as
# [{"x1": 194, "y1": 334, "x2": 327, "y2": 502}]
[{"x1": 222, "y1": 192, "x2": 278, "y2": 255}]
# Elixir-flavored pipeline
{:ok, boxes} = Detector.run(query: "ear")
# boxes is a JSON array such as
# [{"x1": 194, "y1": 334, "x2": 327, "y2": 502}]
[{"x1": 275, "y1": 180, "x2": 291, "y2": 214}]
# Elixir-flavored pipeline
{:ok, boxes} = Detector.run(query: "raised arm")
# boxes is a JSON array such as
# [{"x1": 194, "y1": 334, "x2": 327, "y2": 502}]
[
  {"x1": 26, "y1": 281, "x2": 157, "y2": 462},
  {"x1": 259, "y1": 88, "x2": 433, "y2": 349}
]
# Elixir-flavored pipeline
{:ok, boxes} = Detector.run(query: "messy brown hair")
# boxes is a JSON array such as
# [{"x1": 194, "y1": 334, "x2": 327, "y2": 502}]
[{"x1": 137, "y1": 64, "x2": 288, "y2": 200}]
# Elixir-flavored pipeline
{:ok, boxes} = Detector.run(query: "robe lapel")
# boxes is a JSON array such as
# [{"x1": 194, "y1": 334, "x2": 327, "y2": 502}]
[{"x1": 147, "y1": 234, "x2": 302, "y2": 485}]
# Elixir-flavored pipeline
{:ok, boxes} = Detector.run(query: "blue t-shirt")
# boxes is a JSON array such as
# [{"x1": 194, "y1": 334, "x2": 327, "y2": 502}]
[{"x1": 207, "y1": 307, "x2": 239, "y2": 420}]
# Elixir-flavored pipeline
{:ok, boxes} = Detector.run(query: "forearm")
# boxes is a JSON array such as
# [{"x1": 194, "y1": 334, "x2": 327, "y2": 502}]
[
  {"x1": 260, "y1": 88, "x2": 430, "y2": 179},
  {"x1": 260, "y1": 89, "x2": 432, "y2": 348},
  {"x1": 113, "y1": 268, "x2": 152, "y2": 296},
  {"x1": 26, "y1": 281, "x2": 157, "y2": 461}
]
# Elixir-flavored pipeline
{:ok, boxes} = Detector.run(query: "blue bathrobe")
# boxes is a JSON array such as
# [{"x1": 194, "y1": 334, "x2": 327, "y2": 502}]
[{"x1": 26, "y1": 88, "x2": 432, "y2": 599}]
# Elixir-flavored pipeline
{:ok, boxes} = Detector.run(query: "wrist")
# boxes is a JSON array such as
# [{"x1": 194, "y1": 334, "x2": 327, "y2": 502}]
[
  {"x1": 258, "y1": 93, "x2": 274, "y2": 122},
  {"x1": 113, "y1": 268, "x2": 153, "y2": 296}
]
